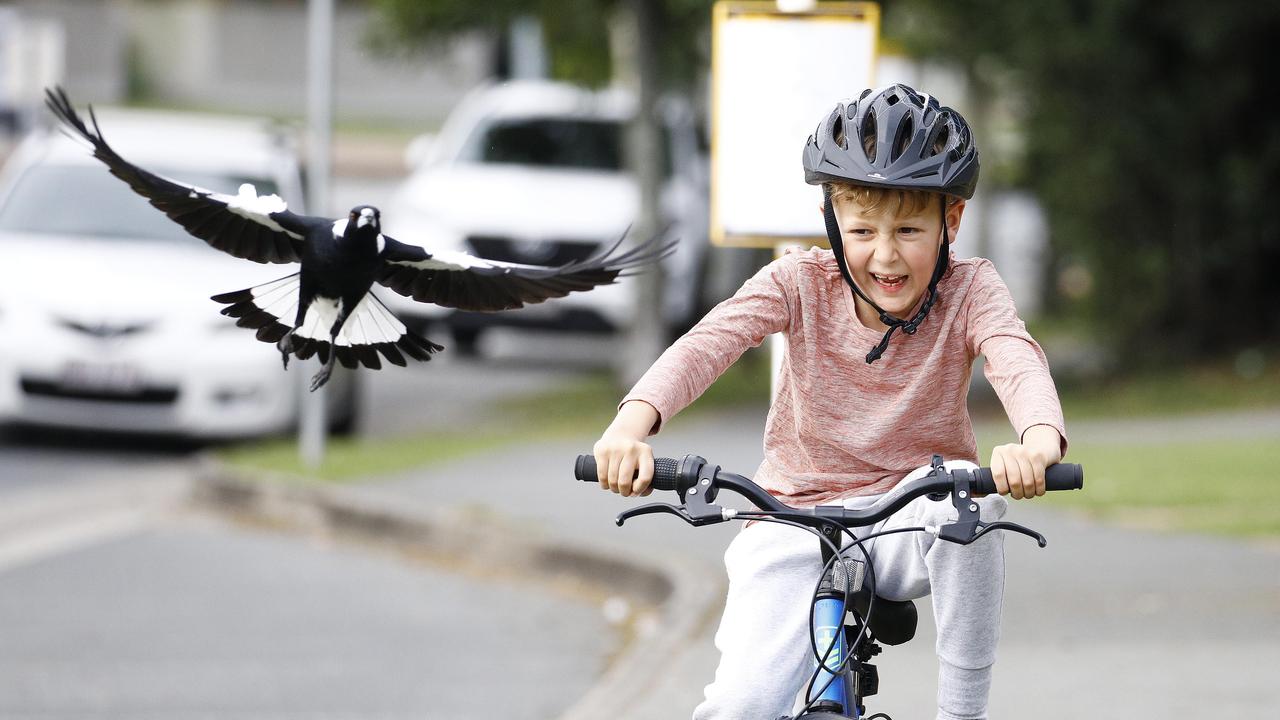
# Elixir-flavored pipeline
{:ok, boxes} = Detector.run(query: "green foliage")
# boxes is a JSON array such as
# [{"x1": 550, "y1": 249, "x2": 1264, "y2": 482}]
[
  {"x1": 1053, "y1": 355, "x2": 1280, "y2": 418},
  {"x1": 365, "y1": 0, "x2": 711, "y2": 88},
  {"x1": 891, "y1": 0, "x2": 1280, "y2": 370}
]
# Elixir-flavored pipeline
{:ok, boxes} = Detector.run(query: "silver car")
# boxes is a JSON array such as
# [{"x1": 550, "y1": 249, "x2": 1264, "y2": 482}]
[
  {"x1": 0, "y1": 108, "x2": 359, "y2": 439},
  {"x1": 381, "y1": 79, "x2": 710, "y2": 353}
]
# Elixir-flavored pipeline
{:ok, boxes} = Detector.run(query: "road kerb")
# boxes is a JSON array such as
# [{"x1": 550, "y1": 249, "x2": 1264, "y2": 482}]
[{"x1": 194, "y1": 458, "x2": 722, "y2": 720}]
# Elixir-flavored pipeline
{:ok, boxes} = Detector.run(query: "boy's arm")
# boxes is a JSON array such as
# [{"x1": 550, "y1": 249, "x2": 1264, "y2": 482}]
[
  {"x1": 594, "y1": 255, "x2": 797, "y2": 497},
  {"x1": 1022, "y1": 424, "x2": 1064, "y2": 465},
  {"x1": 619, "y1": 254, "x2": 796, "y2": 433},
  {"x1": 964, "y1": 262, "x2": 1069, "y2": 499},
  {"x1": 989, "y1": 423, "x2": 1064, "y2": 499},
  {"x1": 594, "y1": 400, "x2": 660, "y2": 497}
]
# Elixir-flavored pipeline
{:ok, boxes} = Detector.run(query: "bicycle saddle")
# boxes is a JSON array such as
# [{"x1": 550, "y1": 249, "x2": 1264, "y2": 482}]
[{"x1": 851, "y1": 588, "x2": 917, "y2": 646}]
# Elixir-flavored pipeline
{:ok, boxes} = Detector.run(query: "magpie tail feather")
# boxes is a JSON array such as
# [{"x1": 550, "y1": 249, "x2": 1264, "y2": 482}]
[{"x1": 211, "y1": 273, "x2": 443, "y2": 370}]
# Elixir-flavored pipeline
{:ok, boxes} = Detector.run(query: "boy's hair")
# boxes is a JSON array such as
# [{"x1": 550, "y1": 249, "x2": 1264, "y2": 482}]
[{"x1": 825, "y1": 182, "x2": 954, "y2": 217}]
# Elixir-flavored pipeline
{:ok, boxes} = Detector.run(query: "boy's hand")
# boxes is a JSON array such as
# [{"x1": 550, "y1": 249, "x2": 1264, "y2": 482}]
[
  {"x1": 989, "y1": 424, "x2": 1064, "y2": 500},
  {"x1": 593, "y1": 400, "x2": 661, "y2": 497}
]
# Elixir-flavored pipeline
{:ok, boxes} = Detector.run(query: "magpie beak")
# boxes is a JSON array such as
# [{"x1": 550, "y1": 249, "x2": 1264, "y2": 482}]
[{"x1": 45, "y1": 87, "x2": 674, "y2": 391}]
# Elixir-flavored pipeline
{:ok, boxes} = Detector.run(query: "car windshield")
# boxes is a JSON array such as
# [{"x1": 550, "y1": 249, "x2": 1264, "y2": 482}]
[
  {"x1": 0, "y1": 164, "x2": 280, "y2": 243},
  {"x1": 469, "y1": 118, "x2": 623, "y2": 171},
  {"x1": 466, "y1": 117, "x2": 675, "y2": 177}
]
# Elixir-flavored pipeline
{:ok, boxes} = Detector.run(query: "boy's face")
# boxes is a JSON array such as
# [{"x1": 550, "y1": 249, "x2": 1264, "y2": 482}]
[{"x1": 828, "y1": 193, "x2": 966, "y2": 326}]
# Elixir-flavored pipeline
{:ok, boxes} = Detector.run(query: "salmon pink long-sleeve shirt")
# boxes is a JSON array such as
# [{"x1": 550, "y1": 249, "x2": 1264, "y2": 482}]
[{"x1": 621, "y1": 247, "x2": 1067, "y2": 506}]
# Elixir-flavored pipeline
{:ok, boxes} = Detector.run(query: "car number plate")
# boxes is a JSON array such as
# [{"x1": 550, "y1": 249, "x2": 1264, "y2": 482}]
[{"x1": 61, "y1": 361, "x2": 144, "y2": 394}]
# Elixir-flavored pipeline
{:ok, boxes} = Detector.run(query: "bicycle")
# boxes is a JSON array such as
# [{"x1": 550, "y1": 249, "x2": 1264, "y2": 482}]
[{"x1": 574, "y1": 453, "x2": 1084, "y2": 720}]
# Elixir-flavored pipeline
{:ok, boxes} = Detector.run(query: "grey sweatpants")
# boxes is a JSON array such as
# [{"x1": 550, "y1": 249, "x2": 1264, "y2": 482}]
[{"x1": 693, "y1": 461, "x2": 1009, "y2": 720}]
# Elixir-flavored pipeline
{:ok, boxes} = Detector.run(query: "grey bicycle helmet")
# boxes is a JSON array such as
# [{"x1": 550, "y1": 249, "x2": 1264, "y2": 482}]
[
  {"x1": 803, "y1": 83, "x2": 979, "y2": 200},
  {"x1": 801, "y1": 83, "x2": 980, "y2": 363}
]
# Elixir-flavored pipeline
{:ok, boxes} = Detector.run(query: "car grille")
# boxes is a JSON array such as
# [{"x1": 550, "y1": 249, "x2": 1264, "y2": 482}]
[
  {"x1": 466, "y1": 235, "x2": 601, "y2": 266},
  {"x1": 56, "y1": 318, "x2": 154, "y2": 340},
  {"x1": 20, "y1": 378, "x2": 180, "y2": 404}
]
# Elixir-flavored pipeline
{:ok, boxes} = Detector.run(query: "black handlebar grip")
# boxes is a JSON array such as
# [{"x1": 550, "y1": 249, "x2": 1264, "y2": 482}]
[
  {"x1": 574, "y1": 454, "x2": 682, "y2": 491},
  {"x1": 650, "y1": 456, "x2": 680, "y2": 491},
  {"x1": 575, "y1": 454, "x2": 597, "y2": 482},
  {"x1": 972, "y1": 463, "x2": 1084, "y2": 495}
]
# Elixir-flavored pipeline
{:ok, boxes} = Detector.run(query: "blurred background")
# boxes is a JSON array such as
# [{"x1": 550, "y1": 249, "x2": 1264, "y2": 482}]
[{"x1": 0, "y1": 1, "x2": 1276, "y2": 718}]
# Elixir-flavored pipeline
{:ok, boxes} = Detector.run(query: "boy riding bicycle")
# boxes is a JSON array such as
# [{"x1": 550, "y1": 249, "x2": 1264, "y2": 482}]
[{"x1": 591, "y1": 84, "x2": 1068, "y2": 720}]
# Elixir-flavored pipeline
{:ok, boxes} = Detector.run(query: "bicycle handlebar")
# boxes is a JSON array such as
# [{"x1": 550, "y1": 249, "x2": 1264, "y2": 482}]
[
  {"x1": 576, "y1": 454, "x2": 1081, "y2": 494},
  {"x1": 575, "y1": 453, "x2": 1083, "y2": 532}
]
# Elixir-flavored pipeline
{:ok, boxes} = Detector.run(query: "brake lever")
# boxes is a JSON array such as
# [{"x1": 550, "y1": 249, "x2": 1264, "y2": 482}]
[
  {"x1": 616, "y1": 491, "x2": 733, "y2": 528},
  {"x1": 972, "y1": 521, "x2": 1047, "y2": 548},
  {"x1": 616, "y1": 502, "x2": 693, "y2": 527},
  {"x1": 931, "y1": 456, "x2": 1047, "y2": 548}
]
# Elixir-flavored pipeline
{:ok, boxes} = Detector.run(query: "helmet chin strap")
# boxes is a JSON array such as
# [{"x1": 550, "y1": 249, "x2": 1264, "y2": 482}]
[{"x1": 821, "y1": 186, "x2": 950, "y2": 363}]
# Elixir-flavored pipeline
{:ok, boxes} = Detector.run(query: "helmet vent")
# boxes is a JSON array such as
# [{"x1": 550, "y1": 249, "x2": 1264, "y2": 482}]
[
  {"x1": 860, "y1": 112, "x2": 878, "y2": 164},
  {"x1": 892, "y1": 114, "x2": 915, "y2": 162},
  {"x1": 929, "y1": 124, "x2": 950, "y2": 158},
  {"x1": 831, "y1": 113, "x2": 847, "y2": 149}
]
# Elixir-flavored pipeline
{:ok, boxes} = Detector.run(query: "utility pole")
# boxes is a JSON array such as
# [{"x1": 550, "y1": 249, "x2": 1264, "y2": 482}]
[
  {"x1": 616, "y1": 0, "x2": 666, "y2": 387},
  {"x1": 300, "y1": 0, "x2": 333, "y2": 468}
]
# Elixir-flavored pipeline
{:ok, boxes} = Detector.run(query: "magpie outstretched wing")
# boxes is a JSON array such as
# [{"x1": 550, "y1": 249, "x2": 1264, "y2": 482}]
[
  {"x1": 44, "y1": 86, "x2": 311, "y2": 264},
  {"x1": 376, "y1": 234, "x2": 676, "y2": 312}
]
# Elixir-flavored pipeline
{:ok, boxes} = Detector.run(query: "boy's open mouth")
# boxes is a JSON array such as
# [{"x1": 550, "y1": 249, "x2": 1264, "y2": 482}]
[{"x1": 871, "y1": 273, "x2": 908, "y2": 291}]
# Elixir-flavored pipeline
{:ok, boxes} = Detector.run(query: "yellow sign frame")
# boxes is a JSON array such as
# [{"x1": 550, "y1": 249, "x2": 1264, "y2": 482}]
[{"x1": 710, "y1": 1, "x2": 881, "y2": 248}]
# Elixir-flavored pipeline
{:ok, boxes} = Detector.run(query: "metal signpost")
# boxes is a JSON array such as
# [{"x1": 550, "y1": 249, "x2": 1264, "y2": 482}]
[
  {"x1": 710, "y1": 0, "x2": 880, "y2": 385},
  {"x1": 300, "y1": 0, "x2": 333, "y2": 468}
]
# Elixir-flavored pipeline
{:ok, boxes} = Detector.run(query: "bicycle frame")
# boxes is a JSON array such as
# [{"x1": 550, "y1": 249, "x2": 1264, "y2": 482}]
[
  {"x1": 802, "y1": 525, "x2": 884, "y2": 719},
  {"x1": 811, "y1": 538, "x2": 857, "y2": 715}
]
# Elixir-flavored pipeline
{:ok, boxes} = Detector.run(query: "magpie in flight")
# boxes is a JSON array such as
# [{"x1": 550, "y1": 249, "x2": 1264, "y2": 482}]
[{"x1": 45, "y1": 87, "x2": 673, "y2": 390}]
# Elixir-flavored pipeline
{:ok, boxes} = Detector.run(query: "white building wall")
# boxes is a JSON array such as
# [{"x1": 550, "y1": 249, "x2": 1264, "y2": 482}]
[{"x1": 11, "y1": 0, "x2": 493, "y2": 127}]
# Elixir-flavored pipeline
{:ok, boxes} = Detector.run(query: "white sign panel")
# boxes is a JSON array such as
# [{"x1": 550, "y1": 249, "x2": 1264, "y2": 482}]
[{"x1": 711, "y1": 2, "x2": 879, "y2": 247}]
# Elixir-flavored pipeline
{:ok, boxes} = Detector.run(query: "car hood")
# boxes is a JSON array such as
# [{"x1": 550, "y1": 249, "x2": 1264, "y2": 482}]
[
  {"x1": 388, "y1": 164, "x2": 639, "y2": 241},
  {"x1": 0, "y1": 233, "x2": 291, "y2": 325}
]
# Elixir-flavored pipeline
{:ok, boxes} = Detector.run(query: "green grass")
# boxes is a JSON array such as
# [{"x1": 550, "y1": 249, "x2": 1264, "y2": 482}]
[
  {"x1": 216, "y1": 350, "x2": 772, "y2": 483},
  {"x1": 216, "y1": 430, "x2": 515, "y2": 483},
  {"x1": 1002, "y1": 437, "x2": 1280, "y2": 538},
  {"x1": 218, "y1": 351, "x2": 1280, "y2": 538}
]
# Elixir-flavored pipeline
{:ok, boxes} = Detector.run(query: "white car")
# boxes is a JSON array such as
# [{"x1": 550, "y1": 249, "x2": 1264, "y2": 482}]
[
  {"x1": 0, "y1": 108, "x2": 359, "y2": 439},
  {"x1": 381, "y1": 79, "x2": 709, "y2": 352}
]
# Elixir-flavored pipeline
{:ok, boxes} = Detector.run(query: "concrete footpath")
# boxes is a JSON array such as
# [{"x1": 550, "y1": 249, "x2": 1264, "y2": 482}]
[{"x1": 203, "y1": 406, "x2": 1280, "y2": 720}]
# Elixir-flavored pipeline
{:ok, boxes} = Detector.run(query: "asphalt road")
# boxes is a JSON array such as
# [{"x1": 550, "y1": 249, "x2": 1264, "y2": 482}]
[
  {"x1": 0, "y1": 336, "x2": 621, "y2": 719},
  {"x1": 362, "y1": 407, "x2": 1280, "y2": 720},
  {"x1": 0, "y1": 505, "x2": 613, "y2": 720}
]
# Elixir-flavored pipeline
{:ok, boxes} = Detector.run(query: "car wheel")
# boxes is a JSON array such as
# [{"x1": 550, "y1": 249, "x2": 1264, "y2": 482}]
[
  {"x1": 450, "y1": 325, "x2": 483, "y2": 358},
  {"x1": 326, "y1": 371, "x2": 361, "y2": 437}
]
